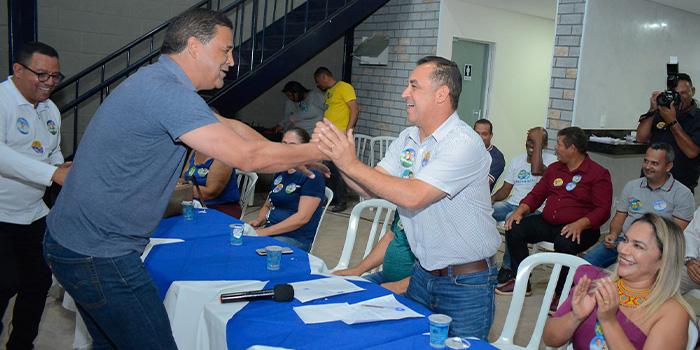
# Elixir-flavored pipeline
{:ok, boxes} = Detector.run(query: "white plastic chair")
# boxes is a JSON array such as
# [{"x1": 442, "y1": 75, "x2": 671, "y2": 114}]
[
  {"x1": 354, "y1": 133, "x2": 373, "y2": 166},
  {"x1": 309, "y1": 187, "x2": 334, "y2": 254},
  {"x1": 329, "y1": 199, "x2": 397, "y2": 272},
  {"x1": 531, "y1": 241, "x2": 555, "y2": 270},
  {"x1": 688, "y1": 321, "x2": 698, "y2": 350},
  {"x1": 492, "y1": 252, "x2": 588, "y2": 350},
  {"x1": 236, "y1": 171, "x2": 258, "y2": 219},
  {"x1": 369, "y1": 136, "x2": 396, "y2": 167}
]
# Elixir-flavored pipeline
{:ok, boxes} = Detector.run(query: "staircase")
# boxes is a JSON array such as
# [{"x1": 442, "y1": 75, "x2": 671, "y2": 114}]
[{"x1": 52, "y1": 0, "x2": 389, "y2": 155}]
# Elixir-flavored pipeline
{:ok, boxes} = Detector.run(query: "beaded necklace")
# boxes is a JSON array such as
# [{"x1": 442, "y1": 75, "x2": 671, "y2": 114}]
[{"x1": 616, "y1": 279, "x2": 650, "y2": 308}]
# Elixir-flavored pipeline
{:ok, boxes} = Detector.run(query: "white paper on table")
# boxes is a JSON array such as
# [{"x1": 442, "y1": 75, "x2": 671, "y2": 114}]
[
  {"x1": 163, "y1": 280, "x2": 267, "y2": 350},
  {"x1": 342, "y1": 294, "x2": 424, "y2": 324},
  {"x1": 140, "y1": 238, "x2": 185, "y2": 261},
  {"x1": 243, "y1": 223, "x2": 258, "y2": 236},
  {"x1": 290, "y1": 276, "x2": 365, "y2": 303},
  {"x1": 316, "y1": 273, "x2": 369, "y2": 282},
  {"x1": 293, "y1": 294, "x2": 423, "y2": 325}
]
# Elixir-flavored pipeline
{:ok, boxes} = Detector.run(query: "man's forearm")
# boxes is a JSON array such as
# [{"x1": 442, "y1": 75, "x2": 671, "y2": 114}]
[
  {"x1": 669, "y1": 123, "x2": 700, "y2": 158},
  {"x1": 636, "y1": 117, "x2": 653, "y2": 143}
]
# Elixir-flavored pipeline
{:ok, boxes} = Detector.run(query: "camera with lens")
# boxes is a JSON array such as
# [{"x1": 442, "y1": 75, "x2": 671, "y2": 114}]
[{"x1": 656, "y1": 57, "x2": 681, "y2": 108}]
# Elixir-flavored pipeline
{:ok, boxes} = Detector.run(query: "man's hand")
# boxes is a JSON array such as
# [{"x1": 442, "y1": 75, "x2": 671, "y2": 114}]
[
  {"x1": 603, "y1": 233, "x2": 618, "y2": 249},
  {"x1": 687, "y1": 259, "x2": 700, "y2": 284},
  {"x1": 528, "y1": 127, "x2": 545, "y2": 145},
  {"x1": 658, "y1": 101, "x2": 678, "y2": 124},
  {"x1": 561, "y1": 221, "x2": 584, "y2": 244},
  {"x1": 505, "y1": 211, "x2": 523, "y2": 231},
  {"x1": 247, "y1": 218, "x2": 265, "y2": 228},
  {"x1": 332, "y1": 267, "x2": 364, "y2": 277},
  {"x1": 649, "y1": 91, "x2": 662, "y2": 113},
  {"x1": 317, "y1": 119, "x2": 361, "y2": 170},
  {"x1": 51, "y1": 162, "x2": 72, "y2": 186}
]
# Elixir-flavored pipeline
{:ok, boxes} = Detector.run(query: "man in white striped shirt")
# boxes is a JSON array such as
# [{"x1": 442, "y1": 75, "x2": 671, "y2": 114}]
[{"x1": 316, "y1": 56, "x2": 501, "y2": 340}]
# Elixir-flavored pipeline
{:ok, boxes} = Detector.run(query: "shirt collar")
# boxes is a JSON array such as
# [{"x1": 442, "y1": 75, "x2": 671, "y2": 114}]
[
  {"x1": 407, "y1": 111, "x2": 460, "y2": 144},
  {"x1": 640, "y1": 173, "x2": 675, "y2": 192},
  {"x1": 566, "y1": 154, "x2": 592, "y2": 174},
  {"x1": 4, "y1": 76, "x2": 51, "y2": 112},
  {"x1": 158, "y1": 55, "x2": 197, "y2": 92}
]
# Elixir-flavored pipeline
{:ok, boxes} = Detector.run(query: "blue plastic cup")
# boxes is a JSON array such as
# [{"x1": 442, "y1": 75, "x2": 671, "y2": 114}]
[
  {"x1": 230, "y1": 224, "x2": 244, "y2": 245},
  {"x1": 428, "y1": 314, "x2": 452, "y2": 348},
  {"x1": 266, "y1": 245, "x2": 283, "y2": 270},
  {"x1": 182, "y1": 201, "x2": 195, "y2": 220}
]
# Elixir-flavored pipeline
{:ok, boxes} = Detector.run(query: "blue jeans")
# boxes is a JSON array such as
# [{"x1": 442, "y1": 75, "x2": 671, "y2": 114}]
[
  {"x1": 404, "y1": 261, "x2": 497, "y2": 340},
  {"x1": 583, "y1": 237, "x2": 623, "y2": 268},
  {"x1": 362, "y1": 271, "x2": 389, "y2": 285},
  {"x1": 492, "y1": 203, "x2": 541, "y2": 271},
  {"x1": 43, "y1": 231, "x2": 177, "y2": 350},
  {"x1": 273, "y1": 235, "x2": 311, "y2": 253}
]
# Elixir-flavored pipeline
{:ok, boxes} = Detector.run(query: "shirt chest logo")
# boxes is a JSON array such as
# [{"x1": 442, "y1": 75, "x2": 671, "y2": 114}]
[
  {"x1": 517, "y1": 170, "x2": 531, "y2": 180},
  {"x1": 197, "y1": 168, "x2": 209, "y2": 177},
  {"x1": 565, "y1": 182, "x2": 576, "y2": 191},
  {"x1": 187, "y1": 167, "x2": 196, "y2": 177},
  {"x1": 572, "y1": 175, "x2": 582, "y2": 183},
  {"x1": 656, "y1": 121, "x2": 666, "y2": 129},
  {"x1": 285, "y1": 183, "x2": 297, "y2": 194},
  {"x1": 402, "y1": 170, "x2": 414, "y2": 179},
  {"x1": 631, "y1": 199, "x2": 642, "y2": 211},
  {"x1": 421, "y1": 151, "x2": 430, "y2": 167},
  {"x1": 274, "y1": 175, "x2": 283, "y2": 186},
  {"x1": 654, "y1": 200, "x2": 667, "y2": 212},
  {"x1": 17, "y1": 118, "x2": 30, "y2": 134},
  {"x1": 553, "y1": 178, "x2": 563, "y2": 186},
  {"x1": 46, "y1": 120, "x2": 57, "y2": 135},
  {"x1": 272, "y1": 184, "x2": 284, "y2": 193},
  {"x1": 31, "y1": 141, "x2": 44, "y2": 154}
]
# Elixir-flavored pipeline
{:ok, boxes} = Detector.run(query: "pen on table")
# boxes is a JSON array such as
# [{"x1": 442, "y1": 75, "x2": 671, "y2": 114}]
[{"x1": 360, "y1": 304, "x2": 405, "y2": 311}]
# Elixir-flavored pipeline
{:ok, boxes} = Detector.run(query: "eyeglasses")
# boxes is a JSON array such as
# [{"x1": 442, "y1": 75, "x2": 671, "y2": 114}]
[{"x1": 18, "y1": 63, "x2": 65, "y2": 83}]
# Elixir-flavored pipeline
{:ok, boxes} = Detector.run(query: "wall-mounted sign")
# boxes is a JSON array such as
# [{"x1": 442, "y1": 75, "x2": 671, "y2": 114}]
[{"x1": 464, "y1": 64, "x2": 472, "y2": 81}]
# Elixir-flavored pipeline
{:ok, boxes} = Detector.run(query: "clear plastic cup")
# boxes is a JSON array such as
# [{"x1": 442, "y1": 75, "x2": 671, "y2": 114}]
[
  {"x1": 428, "y1": 314, "x2": 452, "y2": 348},
  {"x1": 230, "y1": 224, "x2": 244, "y2": 245},
  {"x1": 266, "y1": 245, "x2": 283, "y2": 270},
  {"x1": 182, "y1": 201, "x2": 194, "y2": 220}
]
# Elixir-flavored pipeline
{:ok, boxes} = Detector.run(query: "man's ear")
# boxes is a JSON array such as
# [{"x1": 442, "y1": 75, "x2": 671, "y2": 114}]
[
  {"x1": 12, "y1": 63, "x2": 23, "y2": 76},
  {"x1": 436, "y1": 86, "x2": 449, "y2": 104},
  {"x1": 186, "y1": 37, "x2": 200, "y2": 58}
]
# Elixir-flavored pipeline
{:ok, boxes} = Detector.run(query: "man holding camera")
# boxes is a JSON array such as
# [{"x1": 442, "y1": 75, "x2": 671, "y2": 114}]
[{"x1": 637, "y1": 73, "x2": 700, "y2": 192}]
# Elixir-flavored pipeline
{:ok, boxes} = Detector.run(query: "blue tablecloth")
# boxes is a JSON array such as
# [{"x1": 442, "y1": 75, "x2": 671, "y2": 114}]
[
  {"x1": 145, "y1": 235, "x2": 311, "y2": 299},
  {"x1": 226, "y1": 275, "x2": 434, "y2": 350},
  {"x1": 152, "y1": 209, "x2": 237, "y2": 240}
]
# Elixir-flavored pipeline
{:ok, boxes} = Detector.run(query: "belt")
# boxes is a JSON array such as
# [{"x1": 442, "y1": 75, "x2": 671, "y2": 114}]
[{"x1": 427, "y1": 256, "x2": 496, "y2": 277}]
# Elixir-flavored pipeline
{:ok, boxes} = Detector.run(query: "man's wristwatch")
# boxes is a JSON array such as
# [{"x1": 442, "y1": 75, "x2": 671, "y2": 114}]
[
  {"x1": 686, "y1": 256, "x2": 694, "y2": 264},
  {"x1": 667, "y1": 120, "x2": 679, "y2": 127}
]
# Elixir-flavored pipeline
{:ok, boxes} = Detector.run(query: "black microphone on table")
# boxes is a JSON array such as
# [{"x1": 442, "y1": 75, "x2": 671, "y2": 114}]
[{"x1": 220, "y1": 284, "x2": 294, "y2": 303}]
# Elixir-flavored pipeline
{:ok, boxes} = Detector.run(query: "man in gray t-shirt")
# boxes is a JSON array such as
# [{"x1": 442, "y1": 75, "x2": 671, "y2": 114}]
[
  {"x1": 583, "y1": 142, "x2": 694, "y2": 268},
  {"x1": 45, "y1": 9, "x2": 326, "y2": 349}
]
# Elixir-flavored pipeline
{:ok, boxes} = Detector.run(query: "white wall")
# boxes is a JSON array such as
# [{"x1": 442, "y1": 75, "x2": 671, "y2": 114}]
[
  {"x1": 575, "y1": 0, "x2": 700, "y2": 129},
  {"x1": 438, "y1": 0, "x2": 556, "y2": 166}
]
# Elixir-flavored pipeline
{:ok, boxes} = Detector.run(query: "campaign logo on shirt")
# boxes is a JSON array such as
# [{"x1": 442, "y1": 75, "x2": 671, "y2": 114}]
[
  {"x1": 631, "y1": 199, "x2": 642, "y2": 211},
  {"x1": 572, "y1": 175, "x2": 582, "y2": 183},
  {"x1": 400, "y1": 148, "x2": 416, "y2": 167},
  {"x1": 421, "y1": 151, "x2": 431, "y2": 167},
  {"x1": 197, "y1": 168, "x2": 209, "y2": 177},
  {"x1": 272, "y1": 184, "x2": 284, "y2": 193},
  {"x1": 16, "y1": 118, "x2": 30, "y2": 134},
  {"x1": 274, "y1": 175, "x2": 283, "y2": 186},
  {"x1": 517, "y1": 170, "x2": 531, "y2": 180},
  {"x1": 285, "y1": 183, "x2": 297, "y2": 194},
  {"x1": 300, "y1": 102, "x2": 309, "y2": 113},
  {"x1": 566, "y1": 182, "x2": 576, "y2": 191},
  {"x1": 187, "y1": 167, "x2": 196, "y2": 177},
  {"x1": 46, "y1": 120, "x2": 58, "y2": 135},
  {"x1": 553, "y1": 178, "x2": 563, "y2": 187},
  {"x1": 31, "y1": 141, "x2": 43, "y2": 154},
  {"x1": 656, "y1": 121, "x2": 666, "y2": 129},
  {"x1": 396, "y1": 219, "x2": 403, "y2": 231},
  {"x1": 402, "y1": 170, "x2": 414, "y2": 179},
  {"x1": 654, "y1": 200, "x2": 667, "y2": 212}
]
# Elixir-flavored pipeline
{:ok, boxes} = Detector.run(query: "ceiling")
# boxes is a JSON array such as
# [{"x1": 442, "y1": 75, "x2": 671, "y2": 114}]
[{"x1": 648, "y1": 0, "x2": 700, "y2": 15}]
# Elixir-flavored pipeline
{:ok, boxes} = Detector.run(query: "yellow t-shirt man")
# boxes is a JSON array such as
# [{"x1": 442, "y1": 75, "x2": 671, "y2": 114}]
[{"x1": 323, "y1": 81, "x2": 356, "y2": 130}]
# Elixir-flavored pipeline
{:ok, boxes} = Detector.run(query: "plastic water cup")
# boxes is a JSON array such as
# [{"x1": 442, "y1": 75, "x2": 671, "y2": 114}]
[
  {"x1": 230, "y1": 224, "x2": 244, "y2": 246},
  {"x1": 266, "y1": 245, "x2": 283, "y2": 270},
  {"x1": 445, "y1": 337, "x2": 470, "y2": 349},
  {"x1": 428, "y1": 314, "x2": 452, "y2": 348},
  {"x1": 182, "y1": 201, "x2": 194, "y2": 220}
]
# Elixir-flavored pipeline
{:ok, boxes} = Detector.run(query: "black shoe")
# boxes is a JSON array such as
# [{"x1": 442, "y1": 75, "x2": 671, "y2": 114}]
[
  {"x1": 497, "y1": 267, "x2": 513, "y2": 285},
  {"x1": 331, "y1": 203, "x2": 347, "y2": 212}
]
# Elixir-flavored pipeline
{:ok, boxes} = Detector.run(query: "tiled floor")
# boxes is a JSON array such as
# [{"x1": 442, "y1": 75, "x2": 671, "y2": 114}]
[{"x1": 2, "y1": 194, "x2": 699, "y2": 349}]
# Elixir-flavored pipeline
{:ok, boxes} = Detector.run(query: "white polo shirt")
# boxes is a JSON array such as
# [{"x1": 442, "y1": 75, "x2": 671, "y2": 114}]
[
  {"x1": 377, "y1": 112, "x2": 501, "y2": 270},
  {"x1": 0, "y1": 76, "x2": 63, "y2": 225}
]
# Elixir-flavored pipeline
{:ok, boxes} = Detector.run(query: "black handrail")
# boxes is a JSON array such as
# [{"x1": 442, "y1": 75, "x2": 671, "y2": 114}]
[{"x1": 53, "y1": 0, "x2": 347, "y2": 155}]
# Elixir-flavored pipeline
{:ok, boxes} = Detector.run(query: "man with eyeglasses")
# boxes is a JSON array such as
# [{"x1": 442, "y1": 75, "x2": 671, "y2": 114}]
[{"x1": 0, "y1": 41, "x2": 70, "y2": 350}]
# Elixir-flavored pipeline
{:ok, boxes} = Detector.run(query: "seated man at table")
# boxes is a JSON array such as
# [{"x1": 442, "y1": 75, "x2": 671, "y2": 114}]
[
  {"x1": 498, "y1": 126, "x2": 612, "y2": 313},
  {"x1": 583, "y1": 142, "x2": 693, "y2": 268},
  {"x1": 332, "y1": 212, "x2": 415, "y2": 294},
  {"x1": 491, "y1": 126, "x2": 556, "y2": 284}
]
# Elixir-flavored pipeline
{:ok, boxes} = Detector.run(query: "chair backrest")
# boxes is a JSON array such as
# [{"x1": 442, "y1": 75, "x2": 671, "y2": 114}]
[
  {"x1": 369, "y1": 136, "x2": 396, "y2": 167},
  {"x1": 492, "y1": 252, "x2": 588, "y2": 350},
  {"x1": 236, "y1": 171, "x2": 258, "y2": 219},
  {"x1": 329, "y1": 199, "x2": 397, "y2": 272},
  {"x1": 688, "y1": 321, "x2": 698, "y2": 350},
  {"x1": 309, "y1": 187, "x2": 334, "y2": 254},
  {"x1": 354, "y1": 133, "x2": 373, "y2": 166}
]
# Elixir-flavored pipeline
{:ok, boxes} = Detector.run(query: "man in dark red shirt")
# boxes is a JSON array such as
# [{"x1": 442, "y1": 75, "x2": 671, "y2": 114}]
[{"x1": 496, "y1": 127, "x2": 612, "y2": 308}]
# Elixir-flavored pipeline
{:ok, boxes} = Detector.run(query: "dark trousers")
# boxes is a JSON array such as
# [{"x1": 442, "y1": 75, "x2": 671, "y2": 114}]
[
  {"x1": 323, "y1": 160, "x2": 347, "y2": 205},
  {"x1": 0, "y1": 218, "x2": 52, "y2": 350},
  {"x1": 505, "y1": 215, "x2": 599, "y2": 295}
]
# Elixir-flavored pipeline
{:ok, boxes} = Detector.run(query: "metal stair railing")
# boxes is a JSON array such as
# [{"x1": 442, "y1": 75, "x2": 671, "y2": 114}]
[{"x1": 52, "y1": 0, "x2": 350, "y2": 155}]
